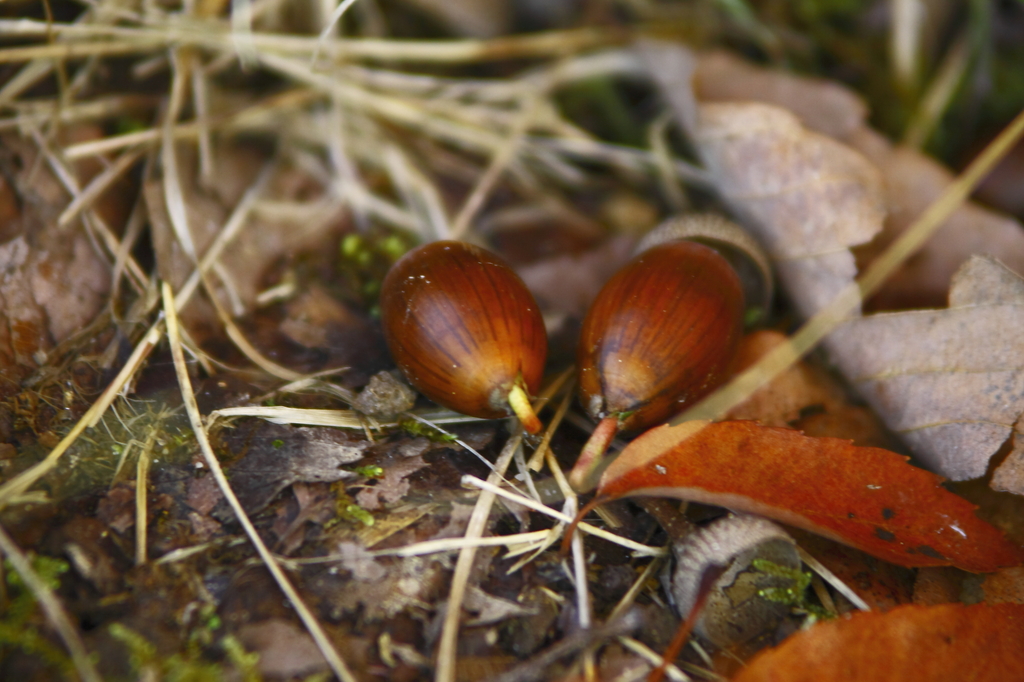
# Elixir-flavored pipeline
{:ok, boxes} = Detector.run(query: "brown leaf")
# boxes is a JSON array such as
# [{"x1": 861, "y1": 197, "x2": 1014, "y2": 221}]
[
  {"x1": 726, "y1": 330, "x2": 845, "y2": 427},
  {"x1": 0, "y1": 137, "x2": 109, "y2": 382},
  {"x1": 694, "y1": 50, "x2": 868, "y2": 139},
  {"x1": 828, "y1": 256, "x2": 1024, "y2": 480},
  {"x1": 980, "y1": 566, "x2": 1024, "y2": 605},
  {"x1": 992, "y1": 413, "x2": 1024, "y2": 496},
  {"x1": 849, "y1": 130, "x2": 1024, "y2": 310},
  {"x1": 912, "y1": 566, "x2": 965, "y2": 606},
  {"x1": 226, "y1": 424, "x2": 367, "y2": 514},
  {"x1": 731, "y1": 603, "x2": 1024, "y2": 682},
  {"x1": 692, "y1": 100, "x2": 884, "y2": 319},
  {"x1": 237, "y1": 619, "x2": 329, "y2": 679},
  {"x1": 146, "y1": 141, "x2": 346, "y2": 326},
  {"x1": 355, "y1": 453, "x2": 429, "y2": 511},
  {"x1": 596, "y1": 421, "x2": 1024, "y2": 572},
  {"x1": 647, "y1": 44, "x2": 1024, "y2": 485}
]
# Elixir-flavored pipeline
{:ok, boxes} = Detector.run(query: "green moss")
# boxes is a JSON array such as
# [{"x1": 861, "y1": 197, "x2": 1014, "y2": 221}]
[
  {"x1": 352, "y1": 464, "x2": 384, "y2": 479},
  {"x1": 0, "y1": 556, "x2": 74, "y2": 678},
  {"x1": 752, "y1": 558, "x2": 834, "y2": 620},
  {"x1": 398, "y1": 419, "x2": 458, "y2": 443},
  {"x1": 109, "y1": 612, "x2": 262, "y2": 682},
  {"x1": 338, "y1": 228, "x2": 415, "y2": 311}
]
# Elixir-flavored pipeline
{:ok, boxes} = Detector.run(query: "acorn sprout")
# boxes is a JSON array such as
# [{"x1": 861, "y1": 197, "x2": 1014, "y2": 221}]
[
  {"x1": 570, "y1": 238, "x2": 745, "y2": 490},
  {"x1": 380, "y1": 240, "x2": 547, "y2": 433}
]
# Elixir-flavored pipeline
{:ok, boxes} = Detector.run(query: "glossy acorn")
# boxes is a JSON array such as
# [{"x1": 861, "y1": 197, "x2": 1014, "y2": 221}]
[
  {"x1": 379, "y1": 240, "x2": 547, "y2": 433},
  {"x1": 570, "y1": 239, "x2": 745, "y2": 489}
]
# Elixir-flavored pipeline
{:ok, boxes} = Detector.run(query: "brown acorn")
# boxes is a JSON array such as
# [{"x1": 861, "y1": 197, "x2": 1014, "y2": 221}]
[
  {"x1": 570, "y1": 239, "x2": 745, "y2": 489},
  {"x1": 379, "y1": 240, "x2": 547, "y2": 433}
]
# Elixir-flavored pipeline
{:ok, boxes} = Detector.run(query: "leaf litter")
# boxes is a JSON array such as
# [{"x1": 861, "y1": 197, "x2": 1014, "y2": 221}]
[{"x1": 1, "y1": 2, "x2": 1024, "y2": 681}]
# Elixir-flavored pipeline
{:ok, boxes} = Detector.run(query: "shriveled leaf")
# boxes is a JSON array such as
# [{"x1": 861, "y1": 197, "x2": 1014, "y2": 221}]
[
  {"x1": 726, "y1": 330, "x2": 846, "y2": 428},
  {"x1": 0, "y1": 135, "x2": 110, "y2": 387},
  {"x1": 597, "y1": 421, "x2": 1024, "y2": 572},
  {"x1": 850, "y1": 130, "x2": 1024, "y2": 310},
  {"x1": 237, "y1": 619, "x2": 329, "y2": 679},
  {"x1": 146, "y1": 141, "x2": 346, "y2": 326},
  {"x1": 694, "y1": 50, "x2": 868, "y2": 140},
  {"x1": 647, "y1": 42, "x2": 1024, "y2": 486},
  {"x1": 689, "y1": 99, "x2": 884, "y2": 320},
  {"x1": 732, "y1": 603, "x2": 1024, "y2": 682},
  {"x1": 912, "y1": 566, "x2": 964, "y2": 606},
  {"x1": 992, "y1": 399, "x2": 1024, "y2": 496},
  {"x1": 980, "y1": 566, "x2": 1024, "y2": 604},
  {"x1": 225, "y1": 424, "x2": 367, "y2": 514},
  {"x1": 517, "y1": 235, "x2": 634, "y2": 318},
  {"x1": 829, "y1": 256, "x2": 1024, "y2": 481}
]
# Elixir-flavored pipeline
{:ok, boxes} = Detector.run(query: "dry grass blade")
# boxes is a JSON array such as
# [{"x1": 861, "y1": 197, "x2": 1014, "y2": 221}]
[
  {"x1": 57, "y1": 146, "x2": 145, "y2": 227},
  {"x1": 0, "y1": 523, "x2": 102, "y2": 682},
  {"x1": 796, "y1": 547, "x2": 870, "y2": 612},
  {"x1": 435, "y1": 431, "x2": 524, "y2": 682},
  {"x1": 462, "y1": 476, "x2": 666, "y2": 557},
  {"x1": 0, "y1": 20, "x2": 616, "y2": 64},
  {"x1": 161, "y1": 282, "x2": 357, "y2": 682},
  {"x1": 617, "y1": 637, "x2": 693, "y2": 682},
  {"x1": 135, "y1": 429, "x2": 157, "y2": 566}
]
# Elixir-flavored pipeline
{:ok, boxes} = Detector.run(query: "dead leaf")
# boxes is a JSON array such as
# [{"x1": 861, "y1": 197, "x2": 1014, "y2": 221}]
[
  {"x1": 992, "y1": 413, "x2": 1024, "y2": 496},
  {"x1": 272, "y1": 482, "x2": 337, "y2": 554},
  {"x1": 237, "y1": 619, "x2": 330, "y2": 679},
  {"x1": 146, "y1": 142, "x2": 346, "y2": 326},
  {"x1": 309, "y1": 554, "x2": 447, "y2": 621},
  {"x1": 0, "y1": 135, "x2": 110, "y2": 382},
  {"x1": 912, "y1": 566, "x2": 964, "y2": 606},
  {"x1": 980, "y1": 566, "x2": 1024, "y2": 604},
  {"x1": 355, "y1": 453, "x2": 429, "y2": 511},
  {"x1": 731, "y1": 603, "x2": 1024, "y2": 682},
  {"x1": 726, "y1": 330, "x2": 845, "y2": 427},
  {"x1": 225, "y1": 424, "x2": 367, "y2": 514},
  {"x1": 517, "y1": 235, "x2": 635, "y2": 319},
  {"x1": 647, "y1": 43, "x2": 1024, "y2": 486},
  {"x1": 828, "y1": 256, "x2": 1024, "y2": 481},
  {"x1": 694, "y1": 50, "x2": 868, "y2": 140},
  {"x1": 691, "y1": 100, "x2": 884, "y2": 319},
  {"x1": 849, "y1": 129, "x2": 1024, "y2": 310},
  {"x1": 596, "y1": 420, "x2": 1024, "y2": 572},
  {"x1": 335, "y1": 541, "x2": 388, "y2": 582},
  {"x1": 464, "y1": 585, "x2": 537, "y2": 626}
]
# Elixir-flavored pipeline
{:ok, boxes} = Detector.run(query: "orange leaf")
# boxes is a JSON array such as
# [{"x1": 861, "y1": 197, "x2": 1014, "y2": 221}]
[
  {"x1": 597, "y1": 421, "x2": 1024, "y2": 572},
  {"x1": 731, "y1": 603, "x2": 1024, "y2": 682}
]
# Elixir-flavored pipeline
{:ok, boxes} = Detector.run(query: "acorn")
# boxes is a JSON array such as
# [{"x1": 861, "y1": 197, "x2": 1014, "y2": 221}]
[
  {"x1": 379, "y1": 240, "x2": 547, "y2": 433},
  {"x1": 570, "y1": 237, "x2": 746, "y2": 490}
]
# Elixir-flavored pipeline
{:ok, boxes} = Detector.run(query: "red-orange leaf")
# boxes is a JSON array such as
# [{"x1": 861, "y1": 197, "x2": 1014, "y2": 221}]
[
  {"x1": 597, "y1": 421, "x2": 1024, "y2": 572},
  {"x1": 731, "y1": 603, "x2": 1024, "y2": 682}
]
